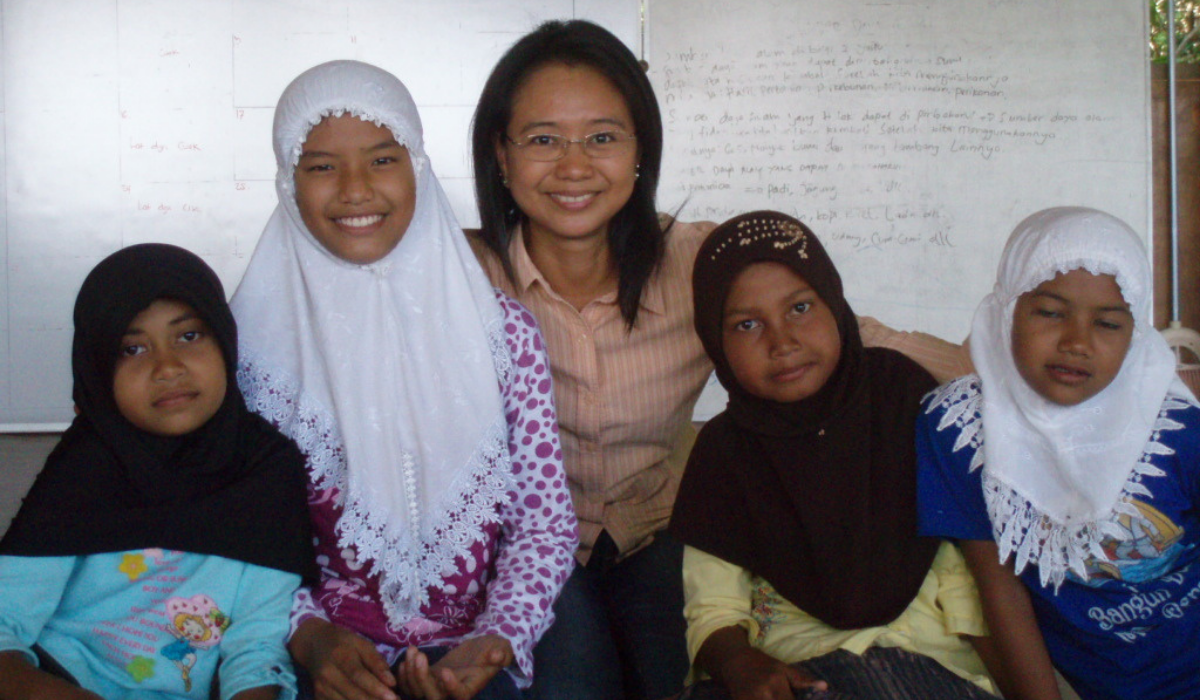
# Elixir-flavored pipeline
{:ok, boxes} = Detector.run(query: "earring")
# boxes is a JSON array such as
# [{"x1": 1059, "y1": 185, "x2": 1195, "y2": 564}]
[
  {"x1": 635, "y1": 163, "x2": 641, "y2": 180},
  {"x1": 501, "y1": 173, "x2": 510, "y2": 188}
]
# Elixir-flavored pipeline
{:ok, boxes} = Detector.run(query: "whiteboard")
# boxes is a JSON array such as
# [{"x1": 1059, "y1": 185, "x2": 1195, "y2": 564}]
[
  {"x1": 0, "y1": 0, "x2": 639, "y2": 428},
  {"x1": 645, "y1": 0, "x2": 1151, "y2": 419},
  {"x1": 0, "y1": 0, "x2": 1153, "y2": 428}
]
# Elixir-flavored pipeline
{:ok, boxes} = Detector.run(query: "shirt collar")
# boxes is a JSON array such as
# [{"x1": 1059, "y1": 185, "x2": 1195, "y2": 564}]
[{"x1": 508, "y1": 225, "x2": 665, "y2": 316}]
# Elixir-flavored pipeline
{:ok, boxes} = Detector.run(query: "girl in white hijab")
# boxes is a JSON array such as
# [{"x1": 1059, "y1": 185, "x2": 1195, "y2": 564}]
[
  {"x1": 232, "y1": 60, "x2": 576, "y2": 700},
  {"x1": 918, "y1": 207, "x2": 1200, "y2": 700}
]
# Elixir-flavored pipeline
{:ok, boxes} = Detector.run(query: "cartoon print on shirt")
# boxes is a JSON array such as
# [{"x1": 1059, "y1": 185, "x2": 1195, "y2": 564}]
[
  {"x1": 159, "y1": 594, "x2": 229, "y2": 692},
  {"x1": 1080, "y1": 499, "x2": 1188, "y2": 585}
]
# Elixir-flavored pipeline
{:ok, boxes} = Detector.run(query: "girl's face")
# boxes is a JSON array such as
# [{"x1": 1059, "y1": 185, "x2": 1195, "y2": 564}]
[
  {"x1": 496, "y1": 63, "x2": 638, "y2": 247},
  {"x1": 181, "y1": 617, "x2": 207, "y2": 641},
  {"x1": 722, "y1": 262, "x2": 841, "y2": 403},
  {"x1": 295, "y1": 115, "x2": 417, "y2": 265},
  {"x1": 1011, "y1": 268, "x2": 1134, "y2": 405},
  {"x1": 113, "y1": 298, "x2": 227, "y2": 436}
]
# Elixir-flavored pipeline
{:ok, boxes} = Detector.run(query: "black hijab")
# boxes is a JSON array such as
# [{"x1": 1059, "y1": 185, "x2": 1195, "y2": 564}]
[
  {"x1": 1, "y1": 243, "x2": 315, "y2": 579},
  {"x1": 671, "y1": 211, "x2": 938, "y2": 629}
]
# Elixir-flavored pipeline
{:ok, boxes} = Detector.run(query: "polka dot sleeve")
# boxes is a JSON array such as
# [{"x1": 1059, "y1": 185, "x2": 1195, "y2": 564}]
[{"x1": 464, "y1": 291, "x2": 579, "y2": 684}]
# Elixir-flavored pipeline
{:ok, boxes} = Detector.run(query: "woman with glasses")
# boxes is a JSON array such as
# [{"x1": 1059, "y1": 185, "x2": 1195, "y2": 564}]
[{"x1": 469, "y1": 20, "x2": 972, "y2": 700}]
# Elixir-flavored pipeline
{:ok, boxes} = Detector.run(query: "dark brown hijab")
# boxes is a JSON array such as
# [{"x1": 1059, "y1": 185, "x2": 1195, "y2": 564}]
[{"x1": 671, "y1": 211, "x2": 939, "y2": 629}]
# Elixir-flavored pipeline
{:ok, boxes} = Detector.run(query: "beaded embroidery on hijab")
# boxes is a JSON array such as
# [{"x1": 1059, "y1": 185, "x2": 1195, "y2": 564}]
[{"x1": 673, "y1": 211, "x2": 938, "y2": 629}]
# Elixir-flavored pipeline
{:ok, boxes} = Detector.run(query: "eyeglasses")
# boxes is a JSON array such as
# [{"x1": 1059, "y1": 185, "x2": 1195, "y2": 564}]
[{"x1": 504, "y1": 131, "x2": 637, "y2": 162}]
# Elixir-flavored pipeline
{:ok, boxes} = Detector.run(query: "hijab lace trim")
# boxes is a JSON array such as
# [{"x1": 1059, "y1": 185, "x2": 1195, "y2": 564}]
[
  {"x1": 238, "y1": 315, "x2": 516, "y2": 623},
  {"x1": 928, "y1": 375, "x2": 1186, "y2": 590}
]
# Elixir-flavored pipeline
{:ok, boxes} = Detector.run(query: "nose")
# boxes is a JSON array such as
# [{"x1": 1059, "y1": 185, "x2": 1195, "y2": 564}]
[
  {"x1": 152, "y1": 349, "x2": 186, "y2": 382},
  {"x1": 338, "y1": 165, "x2": 373, "y2": 204},
  {"x1": 554, "y1": 141, "x2": 594, "y2": 179},
  {"x1": 1058, "y1": 318, "x2": 1093, "y2": 356},
  {"x1": 765, "y1": 323, "x2": 800, "y2": 358}
]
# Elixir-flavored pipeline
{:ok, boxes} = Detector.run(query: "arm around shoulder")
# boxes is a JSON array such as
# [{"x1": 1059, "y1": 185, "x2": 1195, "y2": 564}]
[{"x1": 857, "y1": 315, "x2": 973, "y2": 383}]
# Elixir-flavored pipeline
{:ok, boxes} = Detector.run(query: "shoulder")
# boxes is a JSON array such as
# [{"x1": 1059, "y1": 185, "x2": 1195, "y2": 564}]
[
  {"x1": 660, "y1": 216, "x2": 716, "y2": 266},
  {"x1": 492, "y1": 289, "x2": 552, "y2": 398},
  {"x1": 1152, "y1": 396, "x2": 1200, "y2": 467},
  {"x1": 864, "y1": 346, "x2": 937, "y2": 394},
  {"x1": 494, "y1": 288, "x2": 541, "y2": 339},
  {"x1": 917, "y1": 375, "x2": 985, "y2": 463},
  {"x1": 465, "y1": 229, "x2": 507, "y2": 286}
]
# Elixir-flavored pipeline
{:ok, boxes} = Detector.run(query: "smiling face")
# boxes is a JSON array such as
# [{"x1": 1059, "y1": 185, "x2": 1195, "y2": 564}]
[
  {"x1": 294, "y1": 114, "x2": 417, "y2": 264},
  {"x1": 496, "y1": 63, "x2": 638, "y2": 247},
  {"x1": 112, "y1": 298, "x2": 228, "y2": 437},
  {"x1": 1010, "y1": 268, "x2": 1134, "y2": 406},
  {"x1": 721, "y1": 262, "x2": 841, "y2": 404}
]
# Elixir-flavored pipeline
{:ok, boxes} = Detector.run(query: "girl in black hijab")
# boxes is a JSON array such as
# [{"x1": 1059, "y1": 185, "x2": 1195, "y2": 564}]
[
  {"x1": 0, "y1": 243, "x2": 313, "y2": 700},
  {"x1": 670, "y1": 212, "x2": 997, "y2": 700}
]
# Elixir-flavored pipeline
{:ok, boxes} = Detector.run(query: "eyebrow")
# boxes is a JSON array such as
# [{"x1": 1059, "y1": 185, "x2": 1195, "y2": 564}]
[
  {"x1": 1028, "y1": 290, "x2": 1132, "y2": 315},
  {"x1": 723, "y1": 285, "x2": 819, "y2": 319},
  {"x1": 512, "y1": 117, "x2": 629, "y2": 134},
  {"x1": 121, "y1": 312, "x2": 203, "y2": 337},
  {"x1": 299, "y1": 140, "x2": 402, "y2": 159}
]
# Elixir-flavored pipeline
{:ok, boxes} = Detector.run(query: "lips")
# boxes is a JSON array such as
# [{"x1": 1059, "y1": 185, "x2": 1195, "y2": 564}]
[
  {"x1": 1046, "y1": 363, "x2": 1092, "y2": 385},
  {"x1": 334, "y1": 214, "x2": 385, "y2": 229},
  {"x1": 548, "y1": 192, "x2": 596, "y2": 209},
  {"x1": 153, "y1": 389, "x2": 199, "y2": 409},
  {"x1": 772, "y1": 363, "x2": 812, "y2": 384}
]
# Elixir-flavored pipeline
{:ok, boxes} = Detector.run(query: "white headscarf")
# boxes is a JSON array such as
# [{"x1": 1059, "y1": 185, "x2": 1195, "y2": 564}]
[
  {"x1": 232, "y1": 61, "x2": 511, "y2": 623},
  {"x1": 970, "y1": 206, "x2": 1197, "y2": 586}
]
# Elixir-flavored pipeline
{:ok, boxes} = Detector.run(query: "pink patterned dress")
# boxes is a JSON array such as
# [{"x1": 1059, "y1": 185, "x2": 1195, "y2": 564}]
[{"x1": 240, "y1": 292, "x2": 577, "y2": 684}]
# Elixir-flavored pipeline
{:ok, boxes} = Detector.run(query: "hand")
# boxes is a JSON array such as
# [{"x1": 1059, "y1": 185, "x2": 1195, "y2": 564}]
[
  {"x1": 289, "y1": 618, "x2": 397, "y2": 700},
  {"x1": 0, "y1": 651, "x2": 104, "y2": 700},
  {"x1": 395, "y1": 635, "x2": 513, "y2": 700},
  {"x1": 719, "y1": 645, "x2": 826, "y2": 700},
  {"x1": 229, "y1": 686, "x2": 280, "y2": 700}
]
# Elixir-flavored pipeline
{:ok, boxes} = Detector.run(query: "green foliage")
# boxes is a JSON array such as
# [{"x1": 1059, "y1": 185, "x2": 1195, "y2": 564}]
[{"x1": 1151, "y1": 0, "x2": 1200, "y2": 63}]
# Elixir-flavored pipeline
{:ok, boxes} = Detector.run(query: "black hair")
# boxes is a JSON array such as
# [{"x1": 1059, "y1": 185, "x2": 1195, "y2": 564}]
[{"x1": 471, "y1": 19, "x2": 668, "y2": 328}]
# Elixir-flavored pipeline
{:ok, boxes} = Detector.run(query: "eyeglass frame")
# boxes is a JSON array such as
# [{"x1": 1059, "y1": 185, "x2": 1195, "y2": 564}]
[{"x1": 502, "y1": 130, "x2": 638, "y2": 161}]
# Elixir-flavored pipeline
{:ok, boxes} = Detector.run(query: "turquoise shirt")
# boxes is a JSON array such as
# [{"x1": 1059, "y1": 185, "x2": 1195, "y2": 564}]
[{"x1": 0, "y1": 549, "x2": 298, "y2": 700}]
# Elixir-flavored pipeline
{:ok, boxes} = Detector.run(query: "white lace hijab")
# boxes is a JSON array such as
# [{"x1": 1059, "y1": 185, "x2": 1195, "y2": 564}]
[
  {"x1": 231, "y1": 61, "x2": 510, "y2": 623},
  {"x1": 971, "y1": 206, "x2": 1196, "y2": 585}
]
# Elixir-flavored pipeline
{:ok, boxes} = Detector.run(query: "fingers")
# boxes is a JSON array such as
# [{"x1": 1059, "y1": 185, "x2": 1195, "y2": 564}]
[
  {"x1": 310, "y1": 632, "x2": 397, "y2": 700},
  {"x1": 785, "y1": 664, "x2": 828, "y2": 693},
  {"x1": 397, "y1": 646, "x2": 449, "y2": 700},
  {"x1": 436, "y1": 663, "x2": 503, "y2": 700}
]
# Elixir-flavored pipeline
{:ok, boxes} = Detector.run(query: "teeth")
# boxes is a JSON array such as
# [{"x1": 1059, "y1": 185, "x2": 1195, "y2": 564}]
[
  {"x1": 337, "y1": 215, "x2": 383, "y2": 227},
  {"x1": 552, "y1": 194, "x2": 592, "y2": 204}
]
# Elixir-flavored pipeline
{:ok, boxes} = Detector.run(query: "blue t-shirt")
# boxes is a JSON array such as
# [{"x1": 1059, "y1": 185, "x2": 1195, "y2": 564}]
[
  {"x1": 0, "y1": 549, "x2": 299, "y2": 700},
  {"x1": 917, "y1": 376, "x2": 1200, "y2": 700}
]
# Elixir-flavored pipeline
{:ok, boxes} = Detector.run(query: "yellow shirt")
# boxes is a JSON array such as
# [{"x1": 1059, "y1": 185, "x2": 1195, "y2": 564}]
[{"x1": 682, "y1": 541, "x2": 995, "y2": 693}]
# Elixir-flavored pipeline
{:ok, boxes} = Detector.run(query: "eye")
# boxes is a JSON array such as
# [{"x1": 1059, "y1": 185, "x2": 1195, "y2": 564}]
[
  {"x1": 528, "y1": 134, "x2": 560, "y2": 147},
  {"x1": 791, "y1": 301, "x2": 813, "y2": 315},
  {"x1": 179, "y1": 330, "x2": 203, "y2": 343},
  {"x1": 373, "y1": 155, "x2": 397, "y2": 166},
  {"x1": 732, "y1": 319, "x2": 760, "y2": 332},
  {"x1": 588, "y1": 131, "x2": 618, "y2": 145},
  {"x1": 1033, "y1": 307, "x2": 1063, "y2": 319},
  {"x1": 119, "y1": 343, "x2": 146, "y2": 358},
  {"x1": 1095, "y1": 318, "x2": 1125, "y2": 331},
  {"x1": 303, "y1": 163, "x2": 333, "y2": 173}
]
